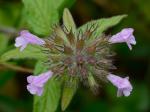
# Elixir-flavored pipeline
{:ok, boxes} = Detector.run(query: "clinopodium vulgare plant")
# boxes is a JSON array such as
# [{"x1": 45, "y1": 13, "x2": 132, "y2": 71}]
[{"x1": 14, "y1": 8, "x2": 135, "y2": 111}]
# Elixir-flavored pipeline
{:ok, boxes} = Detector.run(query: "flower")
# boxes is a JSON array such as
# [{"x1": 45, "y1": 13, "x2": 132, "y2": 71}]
[
  {"x1": 107, "y1": 74, "x2": 133, "y2": 97},
  {"x1": 109, "y1": 28, "x2": 136, "y2": 50},
  {"x1": 43, "y1": 25, "x2": 113, "y2": 92},
  {"x1": 27, "y1": 71, "x2": 53, "y2": 96},
  {"x1": 15, "y1": 30, "x2": 45, "y2": 51}
]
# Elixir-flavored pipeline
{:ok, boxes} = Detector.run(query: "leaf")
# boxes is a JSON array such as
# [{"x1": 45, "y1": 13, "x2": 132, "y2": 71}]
[
  {"x1": 33, "y1": 78, "x2": 61, "y2": 112},
  {"x1": 0, "y1": 34, "x2": 9, "y2": 54},
  {"x1": 22, "y1": 0, "x2": 76, "y2": 36},
  {"x1": 0, "y1": 45, "x2": 46, "y2": 62},
  {"x1": 33, "y1": 61, "x2": 61, "y2": 112},
  {"x1": 55, "y1": 26, "x2": 71, "y2": 46},
  {"x1": 78, "y1": 15, "x2": 127, "y2": 37},
  {"x1": 54, "y1": 0, "x2": 76, "y2": 11},
  {"x1": 33, "y1": 61, "x2": 48, "y2": 75},
  {"x1": 63, "y1": 8, "x2": 76, "y2": 31},
  {"x1": 22, "y1": 0, "x2": 59, "y2": 35},
  {"x1": 61, "y1": 78, "x2": 78, "y2": 111}
]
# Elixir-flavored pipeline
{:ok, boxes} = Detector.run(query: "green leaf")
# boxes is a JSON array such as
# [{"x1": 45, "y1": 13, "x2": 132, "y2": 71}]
[
  {"x1": 63, "y1": 8, "x2": 76, "y2": 31},
  {"x1": 33, "y1": 61, "x2": 61, "y2": 112},
  {"x1": 0, "y1": 45, "x2": 46, "y2": 62},
  {"x1": 22, "y1": 0, "x2": 59, "y2": 35},
  {"x1": 88, "y1": 72, "x2": 98, "y2": 89},
  {"x1": 61, "y1": 78, "x2": 78, "y2": 111},
  {"x1": 33, "y1": 78, "x2": 61, "y2": 112},
  {"x1": 34, "y1": 61, "x2": 49, "y2": 75},
  {"x1": 52, "y1": 25, "x2": 71, "y2": 47},
  {"x1": 54, "y1": 0, "x2": 76, "y2": 11},
  {"x1": 0, "y1": 34, "x2": 9, "y2": 54},
  {"x1": 78, "y1": 15, "x2": 127, "y2": 37},
  {"x1": 22, "y1": 0, "x2": 76, "y2": 36}
]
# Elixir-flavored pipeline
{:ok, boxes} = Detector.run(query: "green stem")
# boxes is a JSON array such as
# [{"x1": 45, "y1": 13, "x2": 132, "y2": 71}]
[
  {"x1": 0, "y1": 61, "x2": 33, "y2": 73},
  {"x1": 0, "y1": 26, "x2": 17, "y2": 36}
]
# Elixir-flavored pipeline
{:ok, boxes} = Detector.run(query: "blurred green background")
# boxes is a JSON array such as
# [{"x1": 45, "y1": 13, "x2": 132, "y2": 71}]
[{"x1": 0, "y1": 0, "x2": 150, "y2": 112}]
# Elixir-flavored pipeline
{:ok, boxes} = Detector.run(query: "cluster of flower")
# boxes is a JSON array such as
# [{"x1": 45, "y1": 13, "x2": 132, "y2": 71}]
[{"x1": 15, "y1": 28, "x2": 136, "y2": 97}]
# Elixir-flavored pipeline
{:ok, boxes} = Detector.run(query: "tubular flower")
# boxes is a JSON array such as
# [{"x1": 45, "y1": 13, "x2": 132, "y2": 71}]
[
  {"x1": 109, "y1": 28, "x2": 136, "y2": 50},
  {"x1": 27, "y1": 71, "x2": 53, "y2": 96},
  {"x1": 15, "y1": 30, "x2": 45, "y2": 51},
  {"x1": 107, "y1": 74, "x2": 133, "y2": 97}
]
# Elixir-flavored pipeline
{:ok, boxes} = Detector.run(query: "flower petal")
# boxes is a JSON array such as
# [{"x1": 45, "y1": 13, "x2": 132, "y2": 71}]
[
  {"x1": 107, "y1": 74, "x2": 123, "y2": 87},
  {"x1": 109, "y1": 33, "x2": 125, "y2": 43},
  {"x1": 21, "y1": 30, "x2": 45, "y2": 45},
  {"x1": 15, "y1": 30, "x2": 45, "y2": 51},
  {"x1": 129, "y1": 35, "x2": 136, "y2": 45},
  {"x1": 20, "y1": 44, "x2": 27, "y2": 51},
  {"x1": 33, "y1": 71, "x2": 53, "y2": 87},
  {"x1": 123, "y1": 89, "x2": 131, "y2": 96},
  {"x1": 27, "y1": 84, "x2": 43, "y2": 96},
  {"x1": 126, "y1": 42, "x2": 132, "y2": 50},
  {"x1": 121, "y1": 28, "x2": 134, "y2": 40},
  {"x1": 36, "y1": 87, "x2": 43, "y2": 96},
  {"x1": 109, "y1": 28, "x2": 136, "y2": 50},
  {"x1": 15, "y1": 36, "x2": 27, "y2": 47},
  {"x1": 27, "y1": 76, "x2": 34, "y2": 83},
  {"x1": 27, "y1": 84, "x2": 37, "y2": 95},
  {"x1": 26, "y1": 71, "x2": 53, "y2": 96},
  {"x1": 107, "y1": 74, "x2": 133, "y2": 97}
]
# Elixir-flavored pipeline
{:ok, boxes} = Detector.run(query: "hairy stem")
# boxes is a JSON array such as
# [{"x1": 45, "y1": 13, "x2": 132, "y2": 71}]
[
  {"x1": 0, "y1": 62, "x2": 33, "y2": 73},
  {"x1": 0, "y1": 26, "x2": 17, "y2": 36}
]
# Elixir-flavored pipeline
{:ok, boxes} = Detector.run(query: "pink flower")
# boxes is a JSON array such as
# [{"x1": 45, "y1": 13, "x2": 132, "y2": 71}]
[
  {"x1": 109, "y1": 28, "x2": 136, "y2": 50},
  {"x1": 107, "y1": 74, "x2": 133, "y2": 97},
  {"x1": 15, "y1": 30, "x2": 45, "y2": 51},
  {"x1": 27, "y1": 71, "x2": 53, "y2": 96}
]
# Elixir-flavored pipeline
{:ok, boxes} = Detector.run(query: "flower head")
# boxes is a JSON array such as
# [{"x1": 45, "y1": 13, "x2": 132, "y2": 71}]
[
  {"x1": 15, "y1": 30, "x2": 45, "y2": 51},
  {"x1": 27, "y1": 71, "x2": 53, "y2": 96},
  {"x1": 42, "y1": 24, "x2": 116, "y2": 92},
  {"x1": 16, "y1": 26, "x2": 134, "y2": 95},
  {"x1": 109, "y1": 28, "x2": 136, "y2": 50},
  {"x1": 107, "y1": 74, "x2": 133, "y2": 97},
  {"x1": 14, "y1": 8, "x2": 136, "y2": 100}
]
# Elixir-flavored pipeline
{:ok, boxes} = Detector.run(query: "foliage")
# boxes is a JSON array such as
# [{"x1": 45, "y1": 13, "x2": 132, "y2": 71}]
[
  {"x1": 22, "y1": 0, "x2": 75, "y2": 35},
  {"x1": 0, "y1": 34, "x2": 9, "y2": 54},
  {"x1": 0, "y1": 0, "x2": 150, "y2": 112},
  {"x1": 0, "y1": 45, "x2": 46, "y2": 62},
  {"x1": 79, "y1": 15, "x2": 127, "y2": 38},
  {"x1": 61, "y1": 77, "x2": 78, "y2": 111},
  {"x1": 33, "y1": 61, "x2": 61, "y2": 112},
  {"x1": 33, "y1": 78, "x2": 61, "y2": 112}
]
